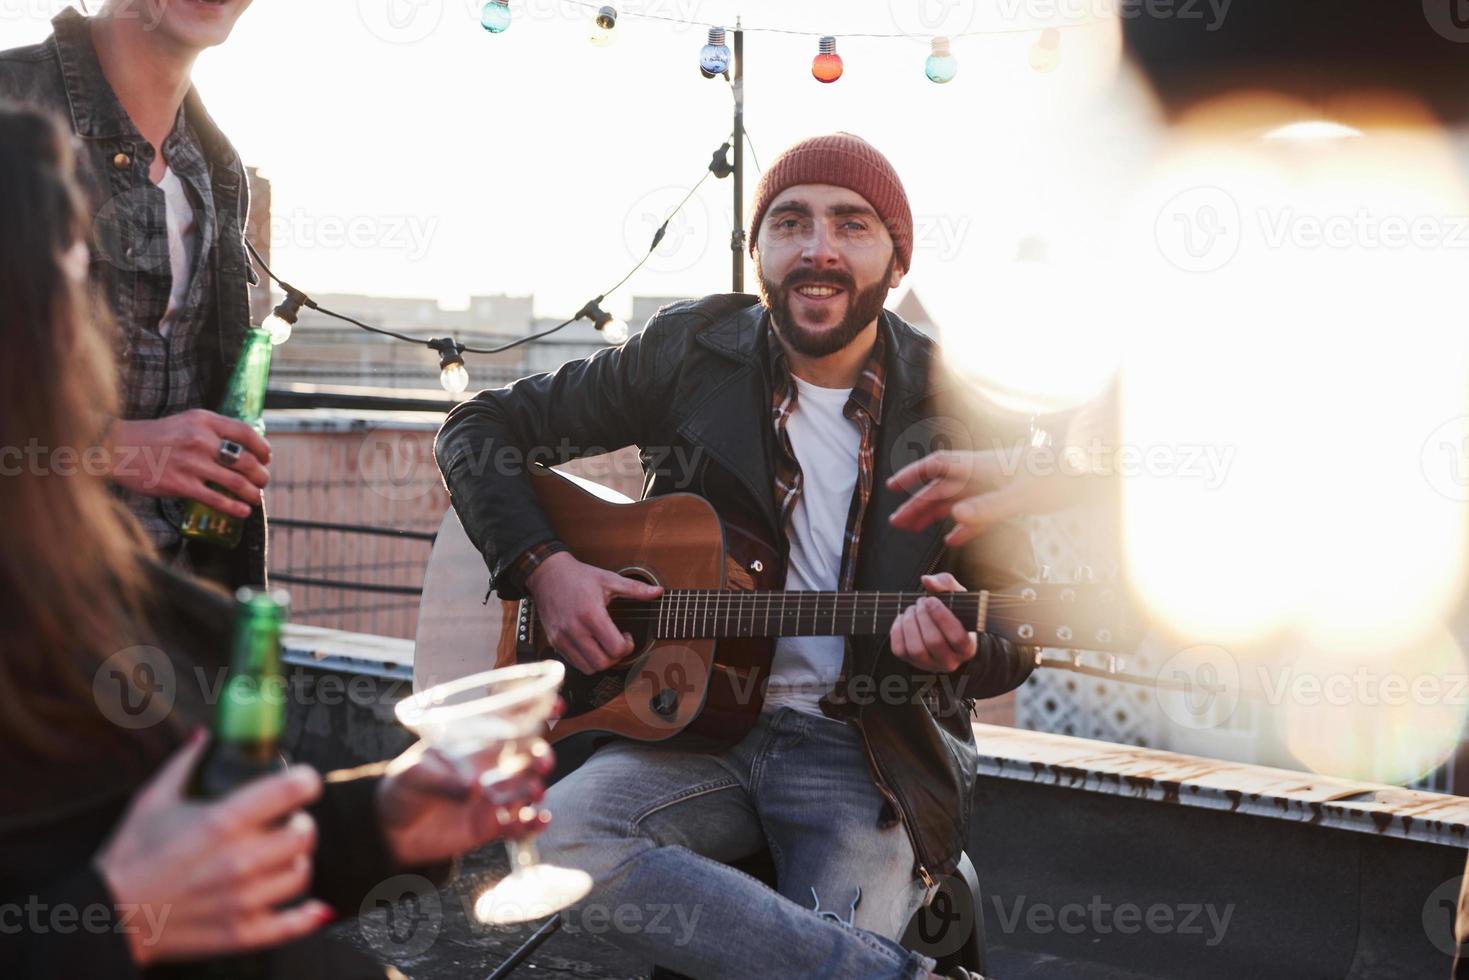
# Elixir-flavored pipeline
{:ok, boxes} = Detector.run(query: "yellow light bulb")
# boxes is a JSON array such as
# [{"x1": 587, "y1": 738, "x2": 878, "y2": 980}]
[{"x1": 440, "y1": 361, "x2": 469, "y2": 393}]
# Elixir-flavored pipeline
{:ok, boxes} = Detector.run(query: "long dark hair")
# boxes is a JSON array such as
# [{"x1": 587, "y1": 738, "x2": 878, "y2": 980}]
[{"x1": 0, "y1": 104, "x2": 152, "y2": 760}]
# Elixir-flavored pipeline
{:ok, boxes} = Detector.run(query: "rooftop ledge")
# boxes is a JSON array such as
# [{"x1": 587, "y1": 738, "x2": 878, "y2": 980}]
[
  {"x1": 973, "y1": 723, "x2": 1469, "y2": 849},
  {"x1": 282, "y1": 624, "x2": 1469, "y2": 851}
]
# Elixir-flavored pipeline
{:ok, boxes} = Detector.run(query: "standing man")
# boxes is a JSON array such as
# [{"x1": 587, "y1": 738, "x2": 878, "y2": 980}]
[
  {"x1": 0, "y1": 0, "x2": 271, "y2": 587},
  {"x1": 437, "y1": 133, "x2": 1035, "y2": 979}
]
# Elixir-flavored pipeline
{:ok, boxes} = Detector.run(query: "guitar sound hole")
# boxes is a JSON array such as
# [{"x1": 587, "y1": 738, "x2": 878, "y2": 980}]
[{"x1": 607, "y1": 566, "x2": 660, "y2": 658}]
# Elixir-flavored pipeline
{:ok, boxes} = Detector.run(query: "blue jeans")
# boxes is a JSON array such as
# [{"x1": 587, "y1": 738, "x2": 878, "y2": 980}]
[{"x1": 538, "y1": 707, "x2": 938, "y2": 979}]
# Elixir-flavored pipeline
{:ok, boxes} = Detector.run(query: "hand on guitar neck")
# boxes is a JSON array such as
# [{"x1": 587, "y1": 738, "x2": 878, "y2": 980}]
[
  {"x1": 525, "y1": 551, "x2": 665, "y2": 675},
  {"x1": 889, "y1": 572, "x2": 980, "y2": 674}
]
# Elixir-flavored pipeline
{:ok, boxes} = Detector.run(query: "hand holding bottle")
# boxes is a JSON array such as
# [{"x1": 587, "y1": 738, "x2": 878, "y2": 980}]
[
  {"x1": 94, "y1": 730, "x2": 333, "y2": 968},
  {"x1": 106, "y1": 409, "x2": 272, "y2": 517}
]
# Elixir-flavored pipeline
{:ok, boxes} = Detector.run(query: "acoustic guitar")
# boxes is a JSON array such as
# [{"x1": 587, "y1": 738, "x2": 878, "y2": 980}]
[{"x1": 415, "y1": 464, "x2": 1134, "y2": 745}]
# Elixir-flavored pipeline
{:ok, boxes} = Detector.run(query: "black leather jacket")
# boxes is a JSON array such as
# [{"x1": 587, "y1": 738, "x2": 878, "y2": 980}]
[
  {"x1": 436, "y1": 293, "x2": 1037, "y2": 887},
  {"x1": 0, "y1": 9, "x2": 266, "y2": 588}
]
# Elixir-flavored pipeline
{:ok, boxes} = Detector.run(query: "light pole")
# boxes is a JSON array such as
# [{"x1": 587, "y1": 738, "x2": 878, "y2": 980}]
[{"x1": 730, "y1": 20, "x2": 745, "y2": 292}]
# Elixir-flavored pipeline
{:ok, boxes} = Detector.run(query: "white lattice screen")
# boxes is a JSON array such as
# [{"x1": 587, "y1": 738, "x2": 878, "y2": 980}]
[{"x1": 1013, "y1": 508, "x2": 1163, "y2": 748}]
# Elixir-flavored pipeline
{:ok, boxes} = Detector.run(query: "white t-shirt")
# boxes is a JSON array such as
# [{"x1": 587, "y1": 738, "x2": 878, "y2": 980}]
[
  {"x1": 762, "y1": 376, "x2": 861, "y2": 716},
  {"x1": 155, "y1": 166, "x2": 198, "y2": 338}
]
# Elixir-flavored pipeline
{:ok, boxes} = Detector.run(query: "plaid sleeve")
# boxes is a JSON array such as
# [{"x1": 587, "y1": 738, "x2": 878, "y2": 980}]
[{"x1": 501, "y1": 539, "x2": 570, "y2": 598}]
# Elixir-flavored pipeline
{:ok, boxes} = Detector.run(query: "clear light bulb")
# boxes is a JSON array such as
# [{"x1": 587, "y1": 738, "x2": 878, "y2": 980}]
[
  {"x1": 440, "y1": 361, "x2": 469, "y2": 393},
  {"x1": 1028, "y1": 27, "x2": 1061, "y2": 73},
  {"x1": 600, "y1": 317, "x2": 629, "y2": 345},
  {"x1": 812, "y1": 36, "x2": 843, "y2": 83},
  {"x1": 700, "y1": 26, "x2": 731, "y2": 77},
  {"x1": 925, "y1": 36, "x2": 958, "y2": 84},
  {"x1": 481, "y1": 0, "x2": 511, "y2": 33},
  {"x1": 261, "y1": 312, "x2": 293, "y2": 346},
  {"x1": 590, "y1": 5, "x2": 616, "y2": 45}
]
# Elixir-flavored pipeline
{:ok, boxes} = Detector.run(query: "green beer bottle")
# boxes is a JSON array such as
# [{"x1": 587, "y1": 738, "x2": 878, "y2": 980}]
[
  {"x1": 189, "y1": 587, "x2": 291, "y2": 800},
  {"x1": 188, "y1": 588, "x2": 291, "y2": 979},
  {"x1": 180, "y1": 327, "x2": 273, "y2": 548}
]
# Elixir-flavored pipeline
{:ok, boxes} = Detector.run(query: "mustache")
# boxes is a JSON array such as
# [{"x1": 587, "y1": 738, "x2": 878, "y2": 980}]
[{"x1": 780, "y1": 269, "x2": 856, "y2": 292}]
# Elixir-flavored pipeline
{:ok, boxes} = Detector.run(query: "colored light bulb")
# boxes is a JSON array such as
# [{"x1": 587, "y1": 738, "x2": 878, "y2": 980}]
[
  {"x1": 481, "y1": 0, "x2": 511, "y2": 34},
  {"x1": 700, "y1": 26, "x2": 732, "y2": 78},
  {"x1": 590, "y1": 5, "x2": 616, "y2": 46},
  {"x1": 812, "y1": 36, "x2": 843, "y2": 83},
  {"x1": 925, "y1": 36, "x2": 958, "y2": 83},
  {"x1": 1029, "y1": 27, "x2": 1061, "y2": 73}
]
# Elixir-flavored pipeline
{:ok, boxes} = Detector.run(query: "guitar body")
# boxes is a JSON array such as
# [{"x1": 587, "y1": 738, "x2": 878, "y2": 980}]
[
  {"x1": 416, "y1": 464, "x2": 780, "y2": 745},
  {"x1": 417, "y1": 466, "x2": 1133, "y2": 747}
]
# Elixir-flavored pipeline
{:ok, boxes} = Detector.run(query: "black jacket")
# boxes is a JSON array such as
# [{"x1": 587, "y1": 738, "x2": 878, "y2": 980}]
[
  {"x1": 0, "y1": 563, "x2": 413, "y2": 979},
  {"x1": 435, "y1": 293, "x2": 1037, "y2": 888},
  {"x1": 0, "y1": 9, "x2": 266, "y2": 588}
]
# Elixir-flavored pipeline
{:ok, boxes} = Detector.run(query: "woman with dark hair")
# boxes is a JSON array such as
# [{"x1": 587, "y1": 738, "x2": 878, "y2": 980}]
[{"x1": 0, "y1": 104, "x2": 551, "y2": 978}]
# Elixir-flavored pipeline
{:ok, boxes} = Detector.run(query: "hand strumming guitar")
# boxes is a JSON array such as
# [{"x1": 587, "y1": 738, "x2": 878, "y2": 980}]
[{"x1": 525, "y1": 551, "x2": 664, "y2": 674}]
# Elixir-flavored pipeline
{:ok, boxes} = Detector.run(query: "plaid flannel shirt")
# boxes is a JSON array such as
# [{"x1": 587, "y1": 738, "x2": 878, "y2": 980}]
[
  {"x1": 110, "y1": 112, "x2": 218, "y2": 549},
  {"x1": 764, "y1": 319, "x2": 887, "y2": 590},
  {"x1": 39, "y1": 15, "x2": 220, "y2": 549},
  {"x1": 504, "y1": 316, "x2": 888, "y2": 593}
]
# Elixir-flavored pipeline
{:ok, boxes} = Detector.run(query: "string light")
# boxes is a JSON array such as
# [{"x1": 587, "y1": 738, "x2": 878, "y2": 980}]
[
  {"x1": 1029, "y1": 27, "x2": 1061, "y2": 73},
  {"x1": 577, "y1": 298, "x2": 628, "y2": 345},
  {"x1": 537, "y1": 0, "x2": 1097, "y2": 40},
  {"x1": 925, "y1": 36, "x2": 958, "y2": 84},
  {"x1": 811, "y1": 36, "x2": 843, "y2": 84},
  {"x1": 261, "y1": 288, "x2": 308, "y2": 346},
  {"x1": 481, "y1": 0, "x2": 511, "y2": 34},
  {"x1": 590, "y1": 5, "x2": 617, "y2": 46},
  {"x1": 471, "y1": 2, "x2": 1100, "y2": 75},
  {"x1": 239, "y1": 139, "x2": 728, "y2": 391},
  {"x1": 700, "y1": 26, "x2": 731, "y2": 78},
  {"x1": 431, "y1": 338, "x2": 470, "y2": 393}
]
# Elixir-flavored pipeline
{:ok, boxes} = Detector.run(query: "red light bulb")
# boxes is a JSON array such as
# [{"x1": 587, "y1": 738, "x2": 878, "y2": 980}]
[{"x1": 812, "y1": 36, "x2": 843, "y2": 83}]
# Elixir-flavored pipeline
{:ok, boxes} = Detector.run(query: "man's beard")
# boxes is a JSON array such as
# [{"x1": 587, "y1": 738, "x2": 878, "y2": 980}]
[{"x1": 759, "y1": 258, "x2": 896, "y2": 358}]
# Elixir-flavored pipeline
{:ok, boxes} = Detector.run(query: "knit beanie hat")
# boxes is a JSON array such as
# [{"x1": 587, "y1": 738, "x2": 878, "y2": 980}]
[{"x1": 748, "y1": 133, "x2": 914, "y2": 273}]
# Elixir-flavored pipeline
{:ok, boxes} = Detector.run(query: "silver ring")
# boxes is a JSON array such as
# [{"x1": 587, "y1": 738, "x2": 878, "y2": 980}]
[{"x1": 217, "y1": 439, "x2": 243, "y2": 468}]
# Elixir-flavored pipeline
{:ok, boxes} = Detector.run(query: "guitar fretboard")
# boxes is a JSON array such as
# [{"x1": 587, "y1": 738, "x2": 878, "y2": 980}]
[{"x1": 607, "y1": 590, "x2": 988, "y2": 640}]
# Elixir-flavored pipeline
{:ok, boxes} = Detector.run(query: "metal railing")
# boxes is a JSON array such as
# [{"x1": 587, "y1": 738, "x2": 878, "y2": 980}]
[{"x1": 265, "y1": 386, "x2": 448, "y2": 639}]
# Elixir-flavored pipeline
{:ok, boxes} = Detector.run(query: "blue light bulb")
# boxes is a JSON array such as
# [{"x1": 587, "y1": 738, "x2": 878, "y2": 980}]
[
  {"x1": 925, "y1": 36, "x2": 958, "y2": 84},
  {"x1": 481, "y1": 0, "x2": 511, "y2": 33},
  {"x1": 700, "y1": 26, "x2": 731, "y2": 78}
]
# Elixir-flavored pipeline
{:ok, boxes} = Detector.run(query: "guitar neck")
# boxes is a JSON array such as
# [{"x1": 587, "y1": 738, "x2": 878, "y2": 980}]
[{"x1": 611, "y1": 591, "x2": 990, "y2": 640}]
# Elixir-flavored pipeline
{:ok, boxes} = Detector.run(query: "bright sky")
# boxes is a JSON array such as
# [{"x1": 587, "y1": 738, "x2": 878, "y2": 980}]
[{"x1": 0, "y1": 0, "x2": 1146, "y2": 336}]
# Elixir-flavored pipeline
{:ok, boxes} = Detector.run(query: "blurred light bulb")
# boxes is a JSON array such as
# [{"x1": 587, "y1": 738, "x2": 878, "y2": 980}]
[
  {"x1": 481, "y1": 0, "x2": 511, "y2": 33},
  {"x1": 590, "y1": 5, "x2": 616, "y2": 46},
  {"x1": 261, "y1": 312, "x2": 293, "y2": 346},
  {"x1": 599, "y1": 316, "x2": 629, "y2": 345},
  {"x1": 260, "y1": 291, "x2": 307, "y2": 346},
  {"x1": 812, "y1": 36, "x2": 843, "y2": 84},
  {"x1": 1029, "y1": 27, "x2": 1061, "y2": 73},
  {"x1": 700, "y1": 26, "x2": 732, "y2": 78},
  {"x1": 440, "y1": 361, "x2": 469, "y2": 393},
  {"x1": 925, "y1": 36, "x2": 958, "y2": 84}
]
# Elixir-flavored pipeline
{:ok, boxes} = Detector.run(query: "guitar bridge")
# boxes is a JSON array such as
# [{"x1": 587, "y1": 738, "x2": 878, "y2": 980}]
[{"x1": 515, "y1": 599, "x2": 536, "y2": 657}]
